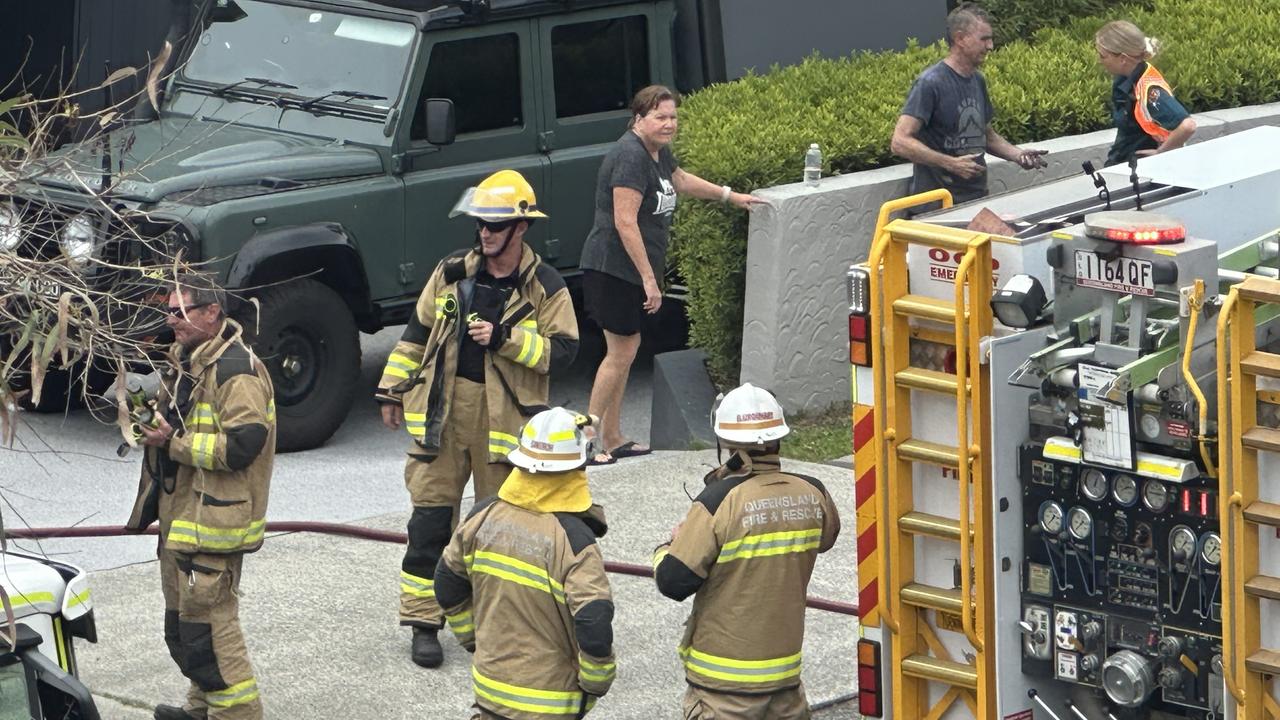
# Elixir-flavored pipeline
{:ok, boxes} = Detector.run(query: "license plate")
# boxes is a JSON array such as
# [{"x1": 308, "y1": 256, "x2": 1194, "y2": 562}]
[
  {"x1": 0, "y1": 265, "x2": 62, "y2": 299},
  {"x1": 1074, "y1": 250, "x2": 1154, "y2": 297}
]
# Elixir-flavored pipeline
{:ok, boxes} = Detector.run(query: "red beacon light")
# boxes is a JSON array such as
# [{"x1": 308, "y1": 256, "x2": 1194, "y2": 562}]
[{"x1": 1083, "y1": 210, "x2": 1186, "y2": 245}]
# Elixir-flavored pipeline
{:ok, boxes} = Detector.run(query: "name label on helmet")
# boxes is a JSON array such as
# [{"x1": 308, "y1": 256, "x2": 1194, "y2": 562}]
[
  {"x1": 736, "y1": 412, "x2": 774, "y2": 422},
  {"x1": 530, "y1": 440, "x2": 555, "y2": 451}
]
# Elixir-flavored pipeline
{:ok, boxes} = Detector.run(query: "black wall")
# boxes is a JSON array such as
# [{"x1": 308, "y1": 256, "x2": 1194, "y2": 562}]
[{"x1": 1, "y1": 0, "x2": 170, "y2": 105}]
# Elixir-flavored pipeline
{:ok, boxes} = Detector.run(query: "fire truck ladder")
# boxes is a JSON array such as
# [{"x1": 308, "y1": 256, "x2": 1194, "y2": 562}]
[
  {"x1": 1219, "y1": 274, "x2": 1280, "y2": 719},
  {"x1": 868, "y1": 195, "x2": 996, "y2": 719}
]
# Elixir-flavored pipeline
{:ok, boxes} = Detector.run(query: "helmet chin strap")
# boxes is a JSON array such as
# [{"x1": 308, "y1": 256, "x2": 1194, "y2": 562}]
[{"x1": 491, "y1": 225, "x2": 518, "y2": 258}]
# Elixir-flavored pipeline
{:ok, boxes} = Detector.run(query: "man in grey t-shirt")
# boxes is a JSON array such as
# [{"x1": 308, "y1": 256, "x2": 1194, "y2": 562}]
[{"x1": 890, "y1": 3, "x2": 1046, "y2": 207}]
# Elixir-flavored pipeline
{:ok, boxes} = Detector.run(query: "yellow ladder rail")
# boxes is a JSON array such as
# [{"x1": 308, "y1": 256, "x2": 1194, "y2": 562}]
[
  {"x1": 868, "y1": 190, "x2": 995, "y2": 720},
  {"x1": 1220, "y1": 275, "x2": 1280, "y2": 719},
  {"x1": 1218, "y1": 288, "x2": 1247, "y2": 705}
]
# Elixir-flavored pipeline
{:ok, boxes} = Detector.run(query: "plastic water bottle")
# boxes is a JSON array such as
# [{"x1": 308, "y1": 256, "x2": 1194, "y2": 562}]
[{"x1": 804, "y1": 143, "x2": 822, "y2": 187}]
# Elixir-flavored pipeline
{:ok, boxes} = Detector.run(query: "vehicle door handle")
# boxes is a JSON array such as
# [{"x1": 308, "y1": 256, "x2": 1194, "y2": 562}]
[{"x1": 538, "y1": 131, "x2": 555, "y2": 153}]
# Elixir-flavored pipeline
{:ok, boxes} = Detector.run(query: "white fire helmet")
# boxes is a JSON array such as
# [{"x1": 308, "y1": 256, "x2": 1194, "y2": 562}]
[
  {"x1": 507, "y1": 407, "x2": 595, "y2": 473},
  {"x1": 711, "y1": 383, "x2": 790, "y2": 444}
]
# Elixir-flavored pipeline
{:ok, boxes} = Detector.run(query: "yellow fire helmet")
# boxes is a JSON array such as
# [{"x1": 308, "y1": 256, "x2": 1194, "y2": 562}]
[{"x1": 449, "y1": 169, "x2": 549, "y2": 221}]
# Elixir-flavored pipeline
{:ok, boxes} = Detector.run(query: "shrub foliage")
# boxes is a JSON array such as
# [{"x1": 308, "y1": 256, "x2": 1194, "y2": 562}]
[{"x1": 673, "y1": 0, "x2": 1280, "y2": 384}]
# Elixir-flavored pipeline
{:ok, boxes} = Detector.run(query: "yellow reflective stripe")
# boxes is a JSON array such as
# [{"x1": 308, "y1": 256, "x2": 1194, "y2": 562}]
[
  {"x1": 446, "y1": 609, "x2": 474, "y2": 634},
  {"x1": 400, "y1": 571, "x2": 435, "y2": 598},
  {"x1": 434, "y1": 296, "x2": 447, "y2": 319},
  {"x1": 579, "y1": 657, "x2": 616, "y2": 682},
  {"x1": 516, "y1": 327, "x2": 535, "y2": 365},
  {"x1": 384, "y1": 352, "x2": 419, "y2": 379},
  {"x1": 517, "y1": 319, "x2": 538, "y2": 330},
  {"x1": 265, "y1": 399, "x2": 275, "y2": 423},
  {"x1": 472, "y1": 667, "x2": 583, "y2": 715},
  {"x1": 404, "y1": 412, "x2": 427, "y2": 438},
  {"x1": 547, "y1": 429, "x2": 576, "y2": 442},
  {"x1": 167, "y1": 519, "x2": 266, "y2": 550},
  {"x1": 66, "y1": 588, "x2": 91, "y2": 610},
  {"x1": 680, "y1": 646, "x2": 803, "y2": 683},
  {"x1": 207, "y1": 678, "x2": 259, "y2": 708},
  {"x1": 527, "y1": 333, "x2": 544, "y2": 366},
  {"x1": 652, "y1": 547, "x2": 669, "y2": 572},
  {"x1": 489, "y1": 431, "x2": 518, "y2": 455},
  {"x1": 186, "y1": 403, "x2": 219, "y2": 429},
  {"x1": 514, "y1": 328, "x2": 544, "y2": 368},
  {"x1": 53, "y1": 617, "x2": 68, "y2": 671},
  {"x1": 189, "y1": 432, "x2": 217, "y2": 470},
  {"x1": 717, "y1": 528, "x2": 822, "y2": 564},
  {"x1": 465, "y1": 551, "x2": 565, "y2": 603},
  {"x1": 6, "y1": 591, "x2": 56, "y2": 610}
]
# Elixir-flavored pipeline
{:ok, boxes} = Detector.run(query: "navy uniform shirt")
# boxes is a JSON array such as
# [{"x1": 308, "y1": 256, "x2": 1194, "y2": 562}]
[{"x1": 1106, "y1": 61, "x2": 1190, "y2": 166}]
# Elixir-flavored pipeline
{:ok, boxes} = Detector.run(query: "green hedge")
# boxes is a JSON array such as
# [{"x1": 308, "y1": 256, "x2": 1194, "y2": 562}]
[
  {"x1": 976, "y1": 0, "x2": 1153, "y2": 47},
  {"x1": 673, "y1": 0, "x2": 1280, "y2": 385}
]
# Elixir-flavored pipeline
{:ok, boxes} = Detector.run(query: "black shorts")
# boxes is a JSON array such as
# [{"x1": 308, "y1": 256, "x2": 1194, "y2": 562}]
[{"x1": 583, "y1": 269, "x2": 644, "y2": 336}]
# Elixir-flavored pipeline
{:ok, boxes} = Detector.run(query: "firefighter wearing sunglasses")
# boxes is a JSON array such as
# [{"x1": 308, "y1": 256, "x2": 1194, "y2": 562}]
[{"x1": 375, "y1": 169, "x2": 580, "y2": 668}]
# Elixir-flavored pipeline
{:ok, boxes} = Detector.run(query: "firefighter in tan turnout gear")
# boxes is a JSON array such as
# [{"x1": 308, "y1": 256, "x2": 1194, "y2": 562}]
[
  {"x1": 377, "y1": 169, "x2": 580, "y2": 667},
  {"x1": 435, "y1": 407, "x2": 616, "y2": 719},
  {"x1": 653, "y1": 383, "x2": 840, "y2": 720},
  {"x1": 128, "y1": 275, "x2": 275, "y2": 720}
]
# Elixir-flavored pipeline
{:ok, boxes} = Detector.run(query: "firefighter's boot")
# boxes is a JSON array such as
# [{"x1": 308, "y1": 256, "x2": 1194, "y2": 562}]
[
  {"x1": 412, "y1": 627, "x2": 444, "y2": 668},
  {"x1": 154, "y1": 705, "x2": 204, "y2": 720}
]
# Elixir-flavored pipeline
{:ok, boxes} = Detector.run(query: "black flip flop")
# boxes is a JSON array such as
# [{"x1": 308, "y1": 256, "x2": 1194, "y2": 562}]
[{"x1": 608, "y1": 441, "x2": 652, "y2": 459}]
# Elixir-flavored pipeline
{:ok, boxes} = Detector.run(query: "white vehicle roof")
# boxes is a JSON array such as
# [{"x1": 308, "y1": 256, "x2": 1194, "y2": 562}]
[{"x1": 0, "y1": 551, "x2": 92, "y2": 623}]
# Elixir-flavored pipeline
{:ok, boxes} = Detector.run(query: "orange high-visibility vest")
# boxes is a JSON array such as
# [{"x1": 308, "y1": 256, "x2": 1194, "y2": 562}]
[{"x1": 1132, "y1": 63, "x2": 1174, "y2": 143}]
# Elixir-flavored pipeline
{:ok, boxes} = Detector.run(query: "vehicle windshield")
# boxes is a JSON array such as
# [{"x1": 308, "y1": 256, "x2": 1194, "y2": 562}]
[{"x1": 182, "y1": 0, "x2": 415, "y2": 111}]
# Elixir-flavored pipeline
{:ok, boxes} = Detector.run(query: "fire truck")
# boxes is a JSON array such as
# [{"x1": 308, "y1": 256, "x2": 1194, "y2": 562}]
[
  {"x1": 0, "y1": 550, "x2": 100, "y2": 718},
  {"x1": 848, "y1": 126, "x2": 1280, "y2": 719}
]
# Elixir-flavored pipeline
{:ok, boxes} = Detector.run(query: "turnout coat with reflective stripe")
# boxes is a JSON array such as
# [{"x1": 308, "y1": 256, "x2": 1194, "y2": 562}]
[
  {"x1": 128, "y1": 320, "x2": 276, "y2": 555},
  {"x1": 376, "y1": 245, "x2": 578, "y2": 462},
  {"x1": 653, "y1": 452, "x2": 840, "y2": 694},
  {"x1": 435, "y1": 498, "x2": 615, "y2": 719}
]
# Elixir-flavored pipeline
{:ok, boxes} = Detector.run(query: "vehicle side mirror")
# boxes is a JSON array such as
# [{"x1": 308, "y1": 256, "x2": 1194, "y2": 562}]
[{"x1": 423, "y1": 98, "x2": 456, "y2": 146}]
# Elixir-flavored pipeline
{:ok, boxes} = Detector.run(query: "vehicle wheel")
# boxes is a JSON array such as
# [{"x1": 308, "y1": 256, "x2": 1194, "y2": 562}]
[{"x1": 247, "y1": 279, "x2": 359, "y2": 452}]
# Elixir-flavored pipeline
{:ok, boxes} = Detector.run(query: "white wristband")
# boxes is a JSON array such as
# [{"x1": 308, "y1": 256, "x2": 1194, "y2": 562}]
[{"x1": 720, "y1": 185, "x2": 732, "y2": 203}]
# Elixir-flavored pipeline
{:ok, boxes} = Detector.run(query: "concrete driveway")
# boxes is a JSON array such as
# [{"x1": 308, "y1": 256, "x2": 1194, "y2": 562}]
[{"x1": 0, "y1": 328, "x2": 860, "y2": 719}]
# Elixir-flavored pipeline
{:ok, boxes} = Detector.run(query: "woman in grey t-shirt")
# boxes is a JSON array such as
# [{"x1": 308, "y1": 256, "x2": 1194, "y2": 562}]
[{"x1": 580, "y1": 85, "x2": 761, "y2": 465}]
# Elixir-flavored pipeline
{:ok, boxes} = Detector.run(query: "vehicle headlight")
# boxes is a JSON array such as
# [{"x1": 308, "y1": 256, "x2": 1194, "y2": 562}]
[
  {"x1": 60, "y1": 213, "x2": 98, "y2": 268},
  {"x1": 0, "y1": 202, "x2": 21, "y2": 252}
]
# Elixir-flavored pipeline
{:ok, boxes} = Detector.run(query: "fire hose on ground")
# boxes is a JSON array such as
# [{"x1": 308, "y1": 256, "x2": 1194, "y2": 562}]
[{"x1": 4, "y1": 522, "x2": 860, "y2": 617}]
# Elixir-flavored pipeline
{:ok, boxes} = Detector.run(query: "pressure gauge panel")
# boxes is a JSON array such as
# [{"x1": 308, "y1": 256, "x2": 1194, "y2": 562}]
[
  {"x1": 1039, "y1": 501, "x2": 1065, "y2": 535},
  {"x1": 1200, "y1": 532, "x2": 1221, "y2": 566},
  {"x1": 1112, "y1": 474, "x2": 1138, "y2": 507},
  {"x1": 1080, "y1": 468, "x2": 1108, "y2": 501},
  {"x1": 1067, "y1": 507, "x2": 1093, "y2": 540},
  {"x1": 1170, "y1": 526, "x2": 1196, "y2": 563},
  {"x1": 1141, "y1": 480, "x2": 1169, "y2": 513}
]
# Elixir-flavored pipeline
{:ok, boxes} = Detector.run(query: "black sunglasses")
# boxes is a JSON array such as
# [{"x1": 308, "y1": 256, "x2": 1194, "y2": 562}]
[
  {"x1": 476, "y1": 219, "x2": 518, "y2": 233},
  {"x1": 166, "y1": 302, "x2": 210, "y2": 317}
]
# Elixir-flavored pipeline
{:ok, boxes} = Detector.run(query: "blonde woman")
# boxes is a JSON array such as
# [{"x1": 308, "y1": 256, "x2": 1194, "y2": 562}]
[{"x1": 1096, "y1": 20, "x2": 1196, "y2": 165}]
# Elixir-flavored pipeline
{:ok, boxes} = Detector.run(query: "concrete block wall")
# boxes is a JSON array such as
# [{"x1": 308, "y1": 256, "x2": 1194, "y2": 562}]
[{"x1": 739, "y1": 102, "x2": 1280, "y2": 413}]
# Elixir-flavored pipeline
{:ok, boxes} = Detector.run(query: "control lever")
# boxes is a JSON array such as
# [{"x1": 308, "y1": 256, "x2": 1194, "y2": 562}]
[
  {"x1": 1082, "y1": 161, "x2": 1112, "y2": 210},
  {"x1": 1028, "y1": 689, "x2": 1065, "y2": 720},
  {"x1": 1018, "y1": 619, "x2": 1046, "y2": 646},
  {"x1": 1065, "y1": 700, "x2": 1093, "y2": 720},
  {"x1": 1128, "y1": 156, "x2": 1144, "y2": 211}
]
